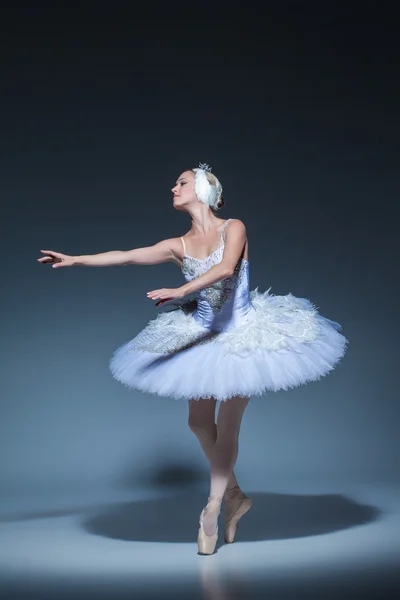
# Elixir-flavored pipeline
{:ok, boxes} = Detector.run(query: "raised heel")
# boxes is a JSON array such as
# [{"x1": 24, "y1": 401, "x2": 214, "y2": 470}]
[{"x1": 224, "y1": 492, "x2": 252, "y2": 544}]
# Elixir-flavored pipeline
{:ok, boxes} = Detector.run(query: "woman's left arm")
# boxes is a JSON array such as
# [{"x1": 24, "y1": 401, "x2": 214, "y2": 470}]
[
  {"x1": 181, "y1": 220, "x2": 247, "y2": 295},
  {"x1": 147, "y1": 220, "x2": 247, "y2": 306}
]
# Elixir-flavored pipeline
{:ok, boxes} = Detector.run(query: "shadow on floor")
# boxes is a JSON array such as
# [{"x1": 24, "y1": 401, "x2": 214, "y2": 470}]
[{"x1": 81, "y1": 490, "x2": 380, "y2": 545}]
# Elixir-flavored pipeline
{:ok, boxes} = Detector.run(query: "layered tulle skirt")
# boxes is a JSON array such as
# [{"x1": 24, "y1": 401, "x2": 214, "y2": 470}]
[{"x1": 109, "y1": 288, "x2": 348, "y2": 401}]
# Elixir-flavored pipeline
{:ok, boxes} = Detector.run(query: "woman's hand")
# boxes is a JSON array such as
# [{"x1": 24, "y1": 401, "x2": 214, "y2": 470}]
[
  {"x1": 147, "y1": 287, "x2": 186, "y2": 307},
  {"x1": 37, "y1": 250, "x2": 76, "y2": 268}
]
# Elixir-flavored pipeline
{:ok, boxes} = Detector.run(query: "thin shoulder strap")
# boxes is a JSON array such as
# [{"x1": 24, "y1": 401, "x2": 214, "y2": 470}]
[
  {"x1": 221, "y1": 218, "x2": 235, "y2": 241},
  {"x1": 180, "y1": 236, "x2": 186, "y2": 255}
]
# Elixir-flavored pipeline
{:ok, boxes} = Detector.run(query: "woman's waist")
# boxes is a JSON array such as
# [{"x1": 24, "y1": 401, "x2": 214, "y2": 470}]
[{"x1": 193, "y1": 295, "x2": 254, "y2": 331}]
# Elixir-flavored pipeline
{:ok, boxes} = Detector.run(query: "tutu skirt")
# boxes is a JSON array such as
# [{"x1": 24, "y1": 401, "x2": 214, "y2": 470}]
[{"x1": 109, "y1": 288, "x2": 348, "y2": 401}]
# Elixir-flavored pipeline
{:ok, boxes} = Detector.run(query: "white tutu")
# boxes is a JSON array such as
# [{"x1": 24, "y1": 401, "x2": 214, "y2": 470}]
[
  {"x1": 110, "y1": 219, "x2": 348, "y2": 401},
  {"x1": 109, "y1": 288, "x2": 348, "y2": 401}
]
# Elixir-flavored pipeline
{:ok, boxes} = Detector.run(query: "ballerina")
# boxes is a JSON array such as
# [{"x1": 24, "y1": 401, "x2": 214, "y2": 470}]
[{"x1": 37, "y1": 163, "x2": 348, "y2": 555}]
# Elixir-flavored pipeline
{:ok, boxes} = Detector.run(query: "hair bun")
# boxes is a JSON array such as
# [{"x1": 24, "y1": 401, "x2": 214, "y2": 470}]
[{"x1": 215, "y1": 194, "x2": 224, "y2": 210}]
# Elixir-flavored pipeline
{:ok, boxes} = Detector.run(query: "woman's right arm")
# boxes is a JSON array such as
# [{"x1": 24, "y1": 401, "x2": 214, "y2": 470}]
[{"x1": 37, "y1": 238, "x2": 182, "y2": 268}]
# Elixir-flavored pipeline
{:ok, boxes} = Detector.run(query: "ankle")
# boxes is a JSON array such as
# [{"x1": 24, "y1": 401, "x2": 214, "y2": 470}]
[
  {"x1": 207, "y1": 495, "x2": 222, "y2": 505},
  {"x1": 225, "y1": 485, "x2": 241, "y2": 495}
]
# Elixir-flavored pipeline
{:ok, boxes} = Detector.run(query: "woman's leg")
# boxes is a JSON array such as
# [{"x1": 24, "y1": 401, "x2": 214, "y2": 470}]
[
  {"x1": 188, "y1": 397, "x2": 240, "y2": 490},
  {"x1": 202, "y1": 395, "x2": 250, "y2": 535}
]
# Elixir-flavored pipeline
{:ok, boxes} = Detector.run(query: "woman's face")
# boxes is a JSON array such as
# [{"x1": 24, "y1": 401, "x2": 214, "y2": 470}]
[{"x1": 171, "y1": 170, "x2": 197, "y2": 210}]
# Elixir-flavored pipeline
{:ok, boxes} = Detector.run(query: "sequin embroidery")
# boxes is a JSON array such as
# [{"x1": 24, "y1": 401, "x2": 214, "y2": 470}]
[{"x1": 182, "y1": 244, "x2": 246, "y2": 314}]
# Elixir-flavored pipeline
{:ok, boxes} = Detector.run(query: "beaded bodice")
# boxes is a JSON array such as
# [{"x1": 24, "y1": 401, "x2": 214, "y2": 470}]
[{"x1": 181, "y1": 219, "x2": 254, "y2": 331}]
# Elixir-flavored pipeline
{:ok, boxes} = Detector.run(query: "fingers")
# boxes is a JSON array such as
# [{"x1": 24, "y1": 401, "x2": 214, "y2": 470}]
[
  {"x1": 147, "y1": 289, "x2": 174, "y2": 307},
  {"x1": 147, "y1": 289, "x2": 162, "y2": 299},
  {"x1": 147, "y1": 290, "x2": 165, "y2": 300},
  {"x1": 147, "y1": 291, "x2": 168, "y2": 300},
  {"x1": 37, "y1": 251, "x2": 59, "y2": 263},
  {"x1": 37, "y1": 256, "x2": 54, "y2": 262},
  {"x1": 38, "y1": 250, "x2": 68, "y2": 266},
  {"x1": 37, "y1": 250, "x2": 69, "y2": 268}
]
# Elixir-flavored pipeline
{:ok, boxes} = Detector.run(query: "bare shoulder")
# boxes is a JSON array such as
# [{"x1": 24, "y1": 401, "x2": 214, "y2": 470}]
[
  {"x1": 226, "y1": 218, "x2": 247, "y2": 235},
  {"x1": 228, "y1": 218, "x2": 246, "y2": 228}
]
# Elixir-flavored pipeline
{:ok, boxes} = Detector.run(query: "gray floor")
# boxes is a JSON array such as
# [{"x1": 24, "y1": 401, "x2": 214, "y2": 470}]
[{"x1": 0, "y1": 479, "x2": 399, "y2": 600}]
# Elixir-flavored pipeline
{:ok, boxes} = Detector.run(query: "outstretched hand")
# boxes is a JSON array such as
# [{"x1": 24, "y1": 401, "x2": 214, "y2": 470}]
[
  {"x1": 147, "y1": 287, "x2": 186, "y2": 307},
  {"x1": 37, "y1": 250, "x2": 76, "y2": 268}
]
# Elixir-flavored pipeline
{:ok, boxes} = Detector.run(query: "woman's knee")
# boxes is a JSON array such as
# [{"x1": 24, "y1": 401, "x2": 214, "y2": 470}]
[
  {"x1": 188, "y1": 417, "x2": 217, "y2": 435},
  {"x1": 188, "y1": 397, "x2": 217, "y2": 433}
]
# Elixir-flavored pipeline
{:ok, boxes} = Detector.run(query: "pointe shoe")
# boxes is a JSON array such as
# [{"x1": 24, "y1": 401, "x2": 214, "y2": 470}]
[
  {"x1": 197, "y1": 495, "x2": 222, "y2": 555},
  {"x1": 224, "y1": 486, "x2": 252, "y2": 543}
]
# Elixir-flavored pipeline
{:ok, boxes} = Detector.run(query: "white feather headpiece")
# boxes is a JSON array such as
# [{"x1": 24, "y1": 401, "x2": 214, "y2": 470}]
[{"x1": 192, "y1": 162, "x2": 222, "y2": 210}]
